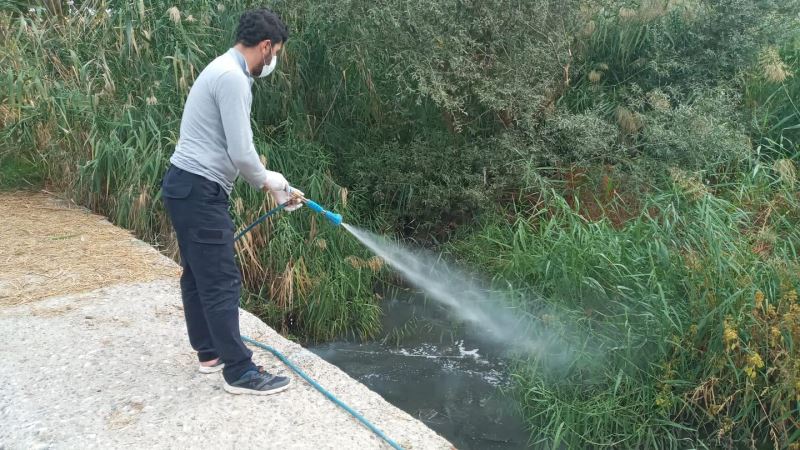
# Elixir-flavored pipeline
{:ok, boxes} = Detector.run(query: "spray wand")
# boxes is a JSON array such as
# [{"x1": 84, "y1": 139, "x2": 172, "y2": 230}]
[
  {"x1": 291, "y1": 189, "x2": 343, "y2": 227},
  {"x1": 233, "y1": 187, "x2": 342, "y2": 241}
]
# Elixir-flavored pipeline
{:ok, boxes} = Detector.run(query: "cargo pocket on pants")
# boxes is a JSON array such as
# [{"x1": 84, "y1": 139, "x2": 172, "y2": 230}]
[
  {"x1": 189, "y1": 228, "x2": 235, "y2": 274},
  {"x1": 191, "y1": 228, "x2": 232, "y2": 244}
]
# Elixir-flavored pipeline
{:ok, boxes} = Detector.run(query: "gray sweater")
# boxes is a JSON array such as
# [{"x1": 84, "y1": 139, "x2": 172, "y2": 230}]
[{"x1": 169, "y1": 48, "x2": 267, "y2": 194}]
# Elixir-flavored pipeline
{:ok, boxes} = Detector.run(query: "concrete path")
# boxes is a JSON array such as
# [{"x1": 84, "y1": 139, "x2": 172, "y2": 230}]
[{"x1": 0, "y1": 192, "x2": 453, "y2": 450}]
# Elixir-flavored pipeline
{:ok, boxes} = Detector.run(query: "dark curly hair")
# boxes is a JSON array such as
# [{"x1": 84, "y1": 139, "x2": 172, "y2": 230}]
[{"x1": 235, "y1": 9, "x2": 289, "y2": 47}]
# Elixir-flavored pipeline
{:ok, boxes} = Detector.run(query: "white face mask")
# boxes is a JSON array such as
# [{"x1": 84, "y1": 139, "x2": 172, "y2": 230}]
[{"x1": 258, "y1": 54, "x2": 277, "y2": 78}]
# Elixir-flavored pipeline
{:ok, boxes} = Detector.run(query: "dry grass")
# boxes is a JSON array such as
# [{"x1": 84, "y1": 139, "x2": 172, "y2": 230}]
[
  {"x1": 0, "y1": 191, "x2": 178, "y2": 307},
  {"x1": 105, "y1": 400, "x2": 145, "y2": 430},
  {"x1": 344, "y1": 255, "x2": 385, "y2": 272}
]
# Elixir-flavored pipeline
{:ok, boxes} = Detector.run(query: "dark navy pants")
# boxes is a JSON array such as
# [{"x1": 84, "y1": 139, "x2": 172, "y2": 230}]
[{"x1": 161, "y1": 166, "x2": 256, "y2": 383}]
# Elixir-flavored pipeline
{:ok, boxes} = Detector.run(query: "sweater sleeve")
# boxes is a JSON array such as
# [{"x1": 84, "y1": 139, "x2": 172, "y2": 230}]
[{"x1": 216, "y1": 70, "x2": 268, "y2": 190}]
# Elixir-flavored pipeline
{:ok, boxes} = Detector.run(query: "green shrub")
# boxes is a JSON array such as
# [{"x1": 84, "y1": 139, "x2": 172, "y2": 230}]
[
  {"x1": 541, "y1": 109, "x2": 621, "y2": 164},
  {"x1": 639, "y1": 88, "x2": 752, "y2": 168}
]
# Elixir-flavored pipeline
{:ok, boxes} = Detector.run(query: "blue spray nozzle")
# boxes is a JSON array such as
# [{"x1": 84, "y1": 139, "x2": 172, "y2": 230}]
[
  {"x1": 305, "y1": 199, "x2": 325, "y2": 214},
  {"x1": 303, "y1": 199, "x2": 342, "y2": 226},
  {"x1": 325, "y1": 211, "x2": 343, "y2": 226}
]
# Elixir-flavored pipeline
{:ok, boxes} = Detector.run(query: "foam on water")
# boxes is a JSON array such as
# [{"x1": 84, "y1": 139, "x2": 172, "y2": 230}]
[{"x1": 456, "y1": 340, "x2": 480, "y2": 359}]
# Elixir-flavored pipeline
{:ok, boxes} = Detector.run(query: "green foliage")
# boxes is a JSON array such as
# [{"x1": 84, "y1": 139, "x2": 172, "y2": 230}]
[
  {"x1": 350, "y1": 0, "x2": 578, "y2": 130},
  {"x1": 0, "y1": 1, "x2": 381, "y2": 341},
  {"x1": 359, "y1": 140, "x2": 480, "y2": 223},
  {"x1": 571, "y1": 0, "x2": 800, "y2": 102},
  {"x1": 639, "y1": 88, "x2": 753, "y2": 168},
  {"x1": 0, "y1": 154, "x2": 44, "y2": 189},
  {"x1": 270, "y1": 0, "x2": 583, "y2": 231},
  {"x1": 452, "y1": 162, "x2": 800, "y2": 447},
  {"x1": 745, "y1": 36, "x2": 800, "y2": 155},
  {"x1": 541, "y1": 108, "x2": 621, "y2": 164}
]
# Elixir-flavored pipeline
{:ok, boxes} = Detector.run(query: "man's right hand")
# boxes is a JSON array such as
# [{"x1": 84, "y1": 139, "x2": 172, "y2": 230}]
[
  {"x1": 262, "y1": 170, "x2": 289, "y2": 192},
  {"x1": 262, "y1": 171, "x2": 304, "y2": 211}
]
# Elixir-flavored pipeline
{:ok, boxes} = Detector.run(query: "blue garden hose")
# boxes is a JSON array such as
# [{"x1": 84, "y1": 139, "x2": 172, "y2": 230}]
[
  {"x1": 234, "y1": 196, "x2": 342, "y2": 241},
  {"x1": 233, "y1": 203, "x2": 287, "y2": 241},
  {"x1": 234, "y1": 199, "x2": 404, "y2": 450},
  {"x1": 241, "y1": 336, "x2": 404, "y2": 450}
]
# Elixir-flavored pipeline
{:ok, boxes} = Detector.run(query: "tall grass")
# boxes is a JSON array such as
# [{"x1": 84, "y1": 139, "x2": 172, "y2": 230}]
[
  {"x1": 440, "y1": 2, "x2": 800, "y2": 445},
  {"x1": 746, "y1": 38, "x2": 800, "y2": 157},
  {"x1": 451, "y1": 159, "x2": 800, "y2": 447},
  {"x1": 0, "y1": 2, "x2": 381, "y2": 341}
]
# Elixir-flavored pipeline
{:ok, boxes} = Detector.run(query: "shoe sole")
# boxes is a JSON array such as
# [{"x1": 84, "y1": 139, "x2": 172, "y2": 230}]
[
  {"x1": 222, "y1": 380, "x2": 291, "y2": 396},
  {"x1": 198, "y1": 364, "x2": 225, "y2": 374}
]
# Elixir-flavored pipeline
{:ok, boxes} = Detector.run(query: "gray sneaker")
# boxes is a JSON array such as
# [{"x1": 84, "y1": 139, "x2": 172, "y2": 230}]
[{"x1": 223, "y1": 366, "x2": 291, "y2": 395}]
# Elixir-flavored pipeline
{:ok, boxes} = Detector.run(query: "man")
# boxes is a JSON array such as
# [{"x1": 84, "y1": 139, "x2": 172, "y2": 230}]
[{"x1": 161, "y1": 8, "x2": 300, "y2": 395}]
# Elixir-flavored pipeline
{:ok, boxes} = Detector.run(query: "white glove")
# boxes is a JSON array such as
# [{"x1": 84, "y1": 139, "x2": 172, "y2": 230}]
[
  {"x1": 272, "y1": 187, "x2": 304, "y2": 212},
  {"x1": 263, "y1": 171, "x2": 303, "y2": 212},
  {"x1": 264, "y1": 170, "x2": 289, "y2": 192}
]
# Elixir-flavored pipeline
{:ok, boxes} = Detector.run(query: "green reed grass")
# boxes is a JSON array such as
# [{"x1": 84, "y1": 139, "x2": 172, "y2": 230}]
[
  {"x1": 0, "y1": 2, "x2": 382, "y2": 342},
  {"x1": 452, "y1": 160, "x2": 800, "y2": 447}
]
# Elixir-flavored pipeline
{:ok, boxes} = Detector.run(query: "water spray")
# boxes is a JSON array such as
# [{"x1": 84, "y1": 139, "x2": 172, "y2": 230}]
[
  {"x1": 236, "y1": 186, "x2": 574, "y2": 362},
  {"x1": 232, "y1": 183, "x2": 576, "y2": 448}
]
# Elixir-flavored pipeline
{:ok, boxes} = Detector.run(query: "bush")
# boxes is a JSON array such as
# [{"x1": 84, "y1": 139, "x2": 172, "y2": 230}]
[
  {"x1": 639, "y1": 88, "x2": 753, "y2": 168},
  {"x1": 540, "y1": 109, "x2": 621, "y2": 164},
  {"x1": 346, "y1": 134, "x2": 488, "y2": 236}
]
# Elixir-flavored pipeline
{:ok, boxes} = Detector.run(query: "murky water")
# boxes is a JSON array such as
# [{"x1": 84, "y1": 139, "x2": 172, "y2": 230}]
[{"x1": 310, "y1": 289, "x2": 531, "y2": 450}]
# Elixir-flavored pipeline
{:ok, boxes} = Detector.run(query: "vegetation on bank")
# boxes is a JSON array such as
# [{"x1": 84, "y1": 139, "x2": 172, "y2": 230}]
[{"x1": 2, "y1": 0, "x2": 800, "y2": 446}]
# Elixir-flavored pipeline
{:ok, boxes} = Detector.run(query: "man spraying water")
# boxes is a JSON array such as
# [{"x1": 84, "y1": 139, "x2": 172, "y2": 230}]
[{"x1": 161, "y1": 8, "x2": 301, "y2": 395}]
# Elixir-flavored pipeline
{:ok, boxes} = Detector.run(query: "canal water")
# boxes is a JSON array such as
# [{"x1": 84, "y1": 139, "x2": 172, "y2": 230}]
[{"x1": 310, "y1": 288, "x2": 531, "y2": 449}]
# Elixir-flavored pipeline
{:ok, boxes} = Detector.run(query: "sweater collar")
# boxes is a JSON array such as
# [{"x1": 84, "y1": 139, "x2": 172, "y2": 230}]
[{"x1": 229, "y1": 48, "x2": 252, "y2": 79}]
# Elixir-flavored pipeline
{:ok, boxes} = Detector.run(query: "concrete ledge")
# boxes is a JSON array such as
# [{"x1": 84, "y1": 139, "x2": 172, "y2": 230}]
[
  {"x1": 0, "y1": 191, "x2": 452, "y2": 449},
  {"x1": 0, "y1": 275, "x2": 453, "y2": 450}
]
